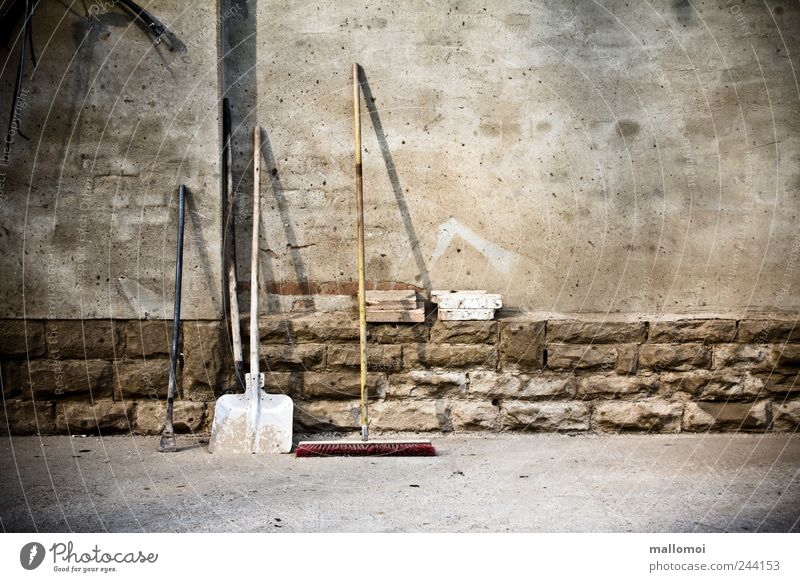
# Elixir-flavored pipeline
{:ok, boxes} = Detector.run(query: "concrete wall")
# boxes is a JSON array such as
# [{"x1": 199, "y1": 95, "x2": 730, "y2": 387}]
[
  {"x1": 0, "y1": 1, "x2": 222, "y2": 320},
  {"x1": 1, "y1": 1, "x2": 799, "y2": 317},
  {"x1": 237, "y1": 0, "x2": 799, "y2": 315}
]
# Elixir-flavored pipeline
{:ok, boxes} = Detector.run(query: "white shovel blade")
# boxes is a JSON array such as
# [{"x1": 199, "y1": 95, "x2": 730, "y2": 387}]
[{"x1": 208, "y1": 391, "x2": 293, "y2": 454}]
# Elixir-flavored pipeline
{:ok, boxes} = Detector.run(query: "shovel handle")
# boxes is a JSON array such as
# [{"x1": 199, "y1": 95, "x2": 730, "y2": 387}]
[{"x1": 250, "y1": 127, "x2": 261, "y2": 384}]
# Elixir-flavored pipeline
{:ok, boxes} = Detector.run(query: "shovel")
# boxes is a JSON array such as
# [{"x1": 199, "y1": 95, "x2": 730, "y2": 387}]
[{"x1": 208, "y1": 127, "x2": 293, "y2": 454}]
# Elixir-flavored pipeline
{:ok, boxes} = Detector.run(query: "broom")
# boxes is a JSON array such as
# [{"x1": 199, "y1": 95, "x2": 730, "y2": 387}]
[{"x1": 295, "y1": 64, "x2": 435, "y2": 457}]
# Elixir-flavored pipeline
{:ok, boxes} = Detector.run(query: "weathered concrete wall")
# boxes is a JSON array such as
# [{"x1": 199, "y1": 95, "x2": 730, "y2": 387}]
[
  {"x1": 240, "y1": 0, "x2": 800, "y2": 315},
  {"x1": 0, "y1": 1, "x2": 222, "y2": 320}
]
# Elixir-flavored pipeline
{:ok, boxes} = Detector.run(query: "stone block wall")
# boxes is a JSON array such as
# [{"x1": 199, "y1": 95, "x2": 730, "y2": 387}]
[{"x1": 1, "y1": 314, "x2": 798, "y2": 436}]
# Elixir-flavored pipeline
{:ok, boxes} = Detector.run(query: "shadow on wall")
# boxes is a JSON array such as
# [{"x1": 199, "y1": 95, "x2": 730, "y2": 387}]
[
  {"x1": 259, "y1": 127, "x2": 314, "y2": 307},
  {"x1": 358, "y1": 66, "x2": 432, "y2": 294}
]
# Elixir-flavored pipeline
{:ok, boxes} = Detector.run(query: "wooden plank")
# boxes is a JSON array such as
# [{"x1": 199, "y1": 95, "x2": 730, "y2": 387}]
[
  {"x1": 438, "y1": 308, "x2": 496, "y2": 321},
  {"x1": 366, "y1": 307, "x2": 425, "y2": 323},
  {"x1": 365, "y1": 290, "x2": 417, "y2": 310}
]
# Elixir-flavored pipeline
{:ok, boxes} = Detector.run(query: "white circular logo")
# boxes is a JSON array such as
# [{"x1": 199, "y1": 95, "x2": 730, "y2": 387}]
[{"x1": 20, "y1": 542, "x2": 46, "y2": 570}]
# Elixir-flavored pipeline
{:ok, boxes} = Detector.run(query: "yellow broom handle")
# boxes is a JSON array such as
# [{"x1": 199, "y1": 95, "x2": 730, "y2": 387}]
[{"x1": 353, "y1": 63, "x2": 369, "y2": 441}]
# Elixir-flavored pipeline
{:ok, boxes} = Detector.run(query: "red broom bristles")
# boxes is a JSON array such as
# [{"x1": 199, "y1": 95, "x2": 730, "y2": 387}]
[{"x1": 295, "y1": 441, "x2": 436, "y2": 457}]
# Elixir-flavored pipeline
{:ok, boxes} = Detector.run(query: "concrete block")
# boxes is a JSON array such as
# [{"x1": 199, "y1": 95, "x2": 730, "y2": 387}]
[
  {"x1": 639, "y1": 343, "x2": 712, "y2": 371},
  {"x1": 449, "y1": 401, "x2": 500, "y2": 431},
  {"x1": 0, "y1": 320, "x2": 45, "y2": 357},
  {"x1": 9, "y1": 359, "x2": 113, "y2": 400},
  {"x1": 302, "y1": 371, "x2": 386, "y2": 399},
  {"x1": 502, "y1": 401, "x2": 590, "y2": 431},
  {"x1": 593, "y1": 401, "x2": 683, "y2": 432},
  {"x1": 387, "y1": 370, "x2": 468, "y2": 398},
  {"x1": 737, "y1": 319, "x2": 800, "y2": 343},
  {"x1": 547, "y1": 344, "x2": 617, "y2": 371},
  {"x1": 113, "y1": 358, "x2": 171, "y2": 399},
  {"x1": 683, "y1": 401, "x2": 770, "y2": 432},
  {"x1": 328, "y1": 344, "x2": 401, "y2": 371},
  {"x1": 261, "y1": 343, "x2": 326, "y2": 371},
  {"x1": 54, "y1": 401, "x2": 135, "y2": 434},
  {"x1": 499, "y1": 320, "x2": 545, "y2": 369},
  {"x1": 404, "y1": 344, "x2": 497, "y2": 369},
  {"x1": 0, "y1": 400, "x2": 54, "y2": 434},
  {"x1": 577, "y1": 375, "x2": 656, "y2": 398},
  {"x1": 648, "y1": 319, "x2": 737, "y2": 343},
  {"x1": 430, "y1": 320, "x2": 498, "y2": 344},
  {"x1": 547, "y1": 320, "x2": 646, "y2": 343}
]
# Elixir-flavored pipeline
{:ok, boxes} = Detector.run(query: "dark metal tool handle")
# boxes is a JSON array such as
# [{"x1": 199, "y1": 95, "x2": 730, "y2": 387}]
[{"x1": 160, "y1": 184, "x2": 186, "y2": 452}]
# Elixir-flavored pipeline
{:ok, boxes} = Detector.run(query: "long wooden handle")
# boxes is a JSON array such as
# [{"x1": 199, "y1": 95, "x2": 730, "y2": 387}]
[
  {"x1": 250, "y1": 127, "x2": 261, "y2": 386},
  {"x1": 223, "y1": 99, "x2": 244, "y2": 392},
  {"x1": 353, "y1": 63, "x2": 368, "y2": 441}
]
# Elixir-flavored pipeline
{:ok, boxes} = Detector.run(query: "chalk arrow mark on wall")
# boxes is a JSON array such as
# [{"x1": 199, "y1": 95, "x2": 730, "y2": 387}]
[{"x1": 430, "y1": 218, "x2": 520, "y2": 275}]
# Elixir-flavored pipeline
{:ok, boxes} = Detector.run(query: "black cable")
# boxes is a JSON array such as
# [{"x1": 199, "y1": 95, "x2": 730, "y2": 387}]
[{"x1": 116, "y1": 0, "x2": 166, "y2": 42}]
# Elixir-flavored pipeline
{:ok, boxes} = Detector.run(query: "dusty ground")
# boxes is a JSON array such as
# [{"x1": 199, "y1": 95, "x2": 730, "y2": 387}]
[{"x1": 0, "y1": 433, "x2": 798, "y2": 532}]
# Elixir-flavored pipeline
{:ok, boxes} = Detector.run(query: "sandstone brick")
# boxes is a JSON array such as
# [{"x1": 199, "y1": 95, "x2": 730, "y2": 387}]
[
  {"x1": 616, "y1": 344, "x2": 639, "y2": 374},
  {"x1": 293, "y1": 400, "x2": 360, "y2": 431},
  {"x1": 302, "y1": 371, "x2": 386, "y2": 399},
  {"x1": 261, "y1": 343, "x2": 325, "y2": 371},
  {"x1": 47, "y1": 320, "x2": 121, "y2": 358},
  {"x1": 776, "y1": 345, "x2": 800, "y2": 371},
  {"x1": 431, "y1": 320, "x2": 497, "y2": 344},
  {"x1": 263, "y1": 371, "x2": 302, "y2": 398},
  {"x1": 698, "y1": 374, "x2": 765, "y2": 401},
  {"x1": 639, "y1": 343, "x2": 711, "y2": 371},
  {"x1": 683, "y1": 401, "x2": 770, "y2": 432},
  {"x1": 757, "y1": 372, "x2": 800, "y2": 396},
  {"x1": 7, "y1": 359, "x2": 113, "y2": 400},
  {"x1": 448, "y1": 401, "x2": 500, "y2": 431},
  {"x1": 577, "y1": 375, "x2": 655, "y2": 398},
  {"x1": 499, "y1": 320, "x2": 545, "y2": 369},
  {"x1": 547, "y1": 320, "x2": 645, "y2": 343},
  {"x1": 387, "y1": 371, "x2": 467, "y2": 398},
  {"x1": 1, "y1": 360, "x2": 22, "y2": 398},
  {"x1": 125, "y1": 320, "x2": 175, "y2": 357},
  {"x1": 113, "y1": 358, "x2": 172, "y2": 399},
  {"x1": 182, "y1": 321, "x2": 230, "y2": 401},
  {"x1": 469, "y1": 370, "x2": 574, "y2": 399},
  {"x1": 255, "y1": 313, "x2": 360, "y2": 344},
  {"x1": 737, "y1": 319, "x2": 800, "y2": 343},
  {"x1": 0, "y1": 400, "x2": 54, "y2": 434},
  {"x1": 55, "y1": 400, "x2": 135, "y2": 433},
  {"x1": 404, "y1": 344, "x2": 497, "y2": 369},
  {"x1": 368, "y1": 400, "x2": 440, "y2": 431},
  {"x1": 547, "y1": 344, "x2": 616, "y2": 371},
  {"x1": 502, "y1": 401, "x2": 590, "y2": 431},
  {"x1": 593, "y1": 401, "x2": 683, "y2": 432},
  {"x1": 134, "y1": 401, "x2": 207, "y2": 435},
  {"x1": 658, "y1": 371, "x2": 765, "y2": 400},
  {"x1": 714, "y1": 344, "x2": 779, "y2": 371},
  {"x1": 368, "y1": 323, "x2": 429, "y2": 344},
  {"x1": 648, "y1": 319, "x2": 736, "y2": 343},
  {"x1": 0, "y1": 320, "x2": 45, "y2": 357},
  {"x1": 772, "y1": 400, "x2": 800, "y2": 432},
  {"x1": 328, "y1": 344, "x2": 401, "y2": 371}
]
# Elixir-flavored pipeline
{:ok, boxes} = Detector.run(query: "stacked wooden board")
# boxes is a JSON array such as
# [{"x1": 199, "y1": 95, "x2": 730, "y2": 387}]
[
  {"x1": 431, "y1": 290, "x2": 502, "y2": 321},
  {"x1": 365, "y1": 290, "x2": 425, "y2": 322}
]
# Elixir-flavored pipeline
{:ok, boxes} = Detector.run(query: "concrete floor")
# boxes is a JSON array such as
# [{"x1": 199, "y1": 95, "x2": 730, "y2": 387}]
[{"x1": 1, "y1": 433, "x2": 798, "y2": 533}]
